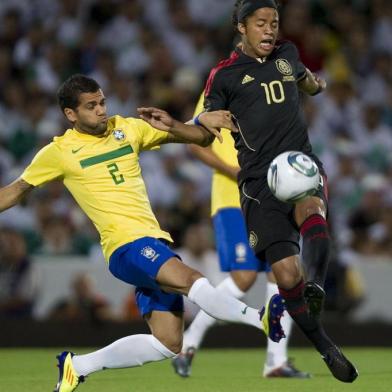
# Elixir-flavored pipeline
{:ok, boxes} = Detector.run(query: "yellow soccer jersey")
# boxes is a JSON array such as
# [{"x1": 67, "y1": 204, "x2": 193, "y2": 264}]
[
  {"x1": 194, "y1": 93, "x2": 240, "y2": 216},
  {"x1": 22, "y1": 115, "x2": 172, "y2": 261}
]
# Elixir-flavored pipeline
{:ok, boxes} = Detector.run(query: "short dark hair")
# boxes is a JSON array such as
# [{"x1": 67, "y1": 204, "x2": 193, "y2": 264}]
[
  {"x1": 57, "y1": 74, "x2": 101, "y2": 112},
  {"x1": 232, "y1": 0, "x2": 245, "y2": 27},
  {"x1": 232, "y1": 0, "x2": 279, "y2": 27}
]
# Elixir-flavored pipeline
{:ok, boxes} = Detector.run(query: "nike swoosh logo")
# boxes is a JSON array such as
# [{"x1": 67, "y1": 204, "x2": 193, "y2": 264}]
[
  {"x1": 241, "y1": 306, "x2": 248, "y2": 315},
  {"x1": 72, "y1": 146, "x2": 85, "y2": 154}
]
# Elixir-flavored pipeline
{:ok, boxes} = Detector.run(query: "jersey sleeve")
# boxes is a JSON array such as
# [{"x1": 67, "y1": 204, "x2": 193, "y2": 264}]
[
  {"x1": 203, "y1": 69, "x2": 228, "y2": 111},
  {"x1": 290, "y1": 43, "x2": 307, "y2": 81},
  {"x1": 128, "y1": 118, "x2": 169, "y2": 151},
  {"x1": 21, "y1": 142, "x2": 64, "y2": 186}
]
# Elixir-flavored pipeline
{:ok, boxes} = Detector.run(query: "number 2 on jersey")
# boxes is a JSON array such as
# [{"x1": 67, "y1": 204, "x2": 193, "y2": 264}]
[
  {"x1": 260, "y1": 81, "x2": 285, "y2": 104},
  {"x1": 107, "y1": 162, "x2": 125, "y2": 185}
]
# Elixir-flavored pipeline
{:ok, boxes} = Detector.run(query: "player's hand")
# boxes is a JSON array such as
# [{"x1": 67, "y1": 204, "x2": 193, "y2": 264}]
[
  {"x1": 315, "y1": 75, "x2": 327, "y2": 92},
  {"x1": 198, "y1": 111, "x2": 238, "y2": 143},
  {"x1": 137, "y1": 107, "x2": 174, "y2": 131},
  {"x1": 301, "y1": 68, "x2": 327, "y2": 96}
]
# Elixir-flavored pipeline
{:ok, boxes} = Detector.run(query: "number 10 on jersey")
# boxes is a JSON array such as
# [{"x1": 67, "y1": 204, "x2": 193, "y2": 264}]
[{"x1": 260, "y1": 81, "x2": 285, "y2": 104}]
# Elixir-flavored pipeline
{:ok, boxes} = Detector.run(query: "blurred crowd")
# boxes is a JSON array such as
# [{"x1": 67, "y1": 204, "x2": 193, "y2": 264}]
[{"x1": 0, "y1": 0, "x2": 392, "y2": 319}]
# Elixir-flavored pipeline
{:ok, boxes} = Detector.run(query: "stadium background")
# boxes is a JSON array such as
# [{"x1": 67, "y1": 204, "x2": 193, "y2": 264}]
[{"x1": 0, "y1": 0, "x2": 392, "y2": 349}]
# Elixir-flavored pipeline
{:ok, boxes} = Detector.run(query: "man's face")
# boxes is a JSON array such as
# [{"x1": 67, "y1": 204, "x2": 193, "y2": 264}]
[
  {"x1": 65, "y1": 89, "x2": 108, "y2": 136},
  {"x1": 239, "y1": 8, "x2": 279, "y2": 58}
]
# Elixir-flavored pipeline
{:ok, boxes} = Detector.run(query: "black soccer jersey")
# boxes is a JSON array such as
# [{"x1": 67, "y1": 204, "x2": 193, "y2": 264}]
[{"x1": 204, "y1": 40, "x2": 323, "y2": 185}]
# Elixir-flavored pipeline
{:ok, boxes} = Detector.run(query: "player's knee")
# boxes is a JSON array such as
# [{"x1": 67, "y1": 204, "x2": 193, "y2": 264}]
[
  {"x1": 275, "y1": 268, "x2": 302, "y2": 289},
  {"x1": 295, "y1": 199, "x2": 326, "y2": 225},
  {"x1": 274, "y1": 264, "x2": 302, "y2": 289},
  {"x1": 267, "y1": 243, "x2": 302, "y2": 289},
  {"x1": 184, "y1": 270, "x2": 204, "y2": 291},
  {"x1": 231, "y1": 270, "x2": 257, "y2": 292},
  {"x1": 154, "y1": 334, "x2": 182, "y2": 355}
]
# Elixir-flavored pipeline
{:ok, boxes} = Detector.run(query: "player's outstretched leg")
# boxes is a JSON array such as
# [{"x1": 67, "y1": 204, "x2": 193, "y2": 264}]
[
  {"x1": 157, "y1": 260, "x2": 286, "y2": 341},
  {"x1": 279, "y1": 280, "x2": 358, "y2": 383},
  {"x1": 54, "y1": 352, "x2": 85, "y2": 392},
  {"x1": 188, "y1": 277, "x2": 286, "y2": 341},
  {"x1": 53, "y1": 333, "x2": 177, "y2": 390}
]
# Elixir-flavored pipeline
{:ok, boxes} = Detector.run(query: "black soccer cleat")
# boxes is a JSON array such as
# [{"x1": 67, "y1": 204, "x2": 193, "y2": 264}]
[
  {"x1": 303, "y1": 281, "x2": 325, "y2": 317},
  {"x1": 321, "y1": 345, "x2": 358, "y2": 383},
  {"x1": 172, "y1": 347, "x2": 196, "y2": 378}
]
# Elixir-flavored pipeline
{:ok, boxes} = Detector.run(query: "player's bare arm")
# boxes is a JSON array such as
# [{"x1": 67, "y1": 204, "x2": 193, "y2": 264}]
[
  {"x1": 188, "y1": 144, "x2": 239, "y2": 180},
  {"x1": 298, "y1": 68, "x2": 326, "y2": 96},
  {"x1": 194, "y1": 111, "x2": 238, "y2": 144},
  {"x1": 137, "y1": 107, "x2": 236, "y2": 146},
  {"x1": 0, "y1": 178, "x2": 34, "y2": 212}
]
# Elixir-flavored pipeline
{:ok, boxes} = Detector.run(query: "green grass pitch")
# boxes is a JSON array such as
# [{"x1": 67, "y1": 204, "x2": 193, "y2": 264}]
[{"x1": 1, "y1": 348, "x2": 391, "y2": 391}]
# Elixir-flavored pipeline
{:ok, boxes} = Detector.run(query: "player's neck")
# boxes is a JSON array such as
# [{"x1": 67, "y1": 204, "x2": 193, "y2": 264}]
[
  {"x1": 240, "y1": 44, "x2": 267, "y2": 63},
  {"x1": 74, "y1": 125, "x2": 107, "y2": 138}
]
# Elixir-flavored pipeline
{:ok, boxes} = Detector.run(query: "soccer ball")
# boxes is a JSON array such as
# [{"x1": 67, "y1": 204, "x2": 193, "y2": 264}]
[{"x1": 267, "y1": 151, "x2": 320, "y2": 203}]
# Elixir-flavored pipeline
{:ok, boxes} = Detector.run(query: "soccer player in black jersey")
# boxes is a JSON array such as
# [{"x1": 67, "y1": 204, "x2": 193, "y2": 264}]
[{"x1": 202, "y1": 0, "x2": 358, "y2": 383}]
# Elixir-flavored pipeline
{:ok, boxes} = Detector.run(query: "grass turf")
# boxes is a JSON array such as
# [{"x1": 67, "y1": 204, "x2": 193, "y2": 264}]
[{"x1": 0, "y1": 348, "x2": 391, "y2": 392}]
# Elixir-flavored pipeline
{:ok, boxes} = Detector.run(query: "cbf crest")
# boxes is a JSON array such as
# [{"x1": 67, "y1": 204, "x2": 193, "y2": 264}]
[
  {"x1": 275, "y1": 59, "x2": 292, "y2": 75},
  {"x1": 141, "y1": 246, "x2": 160, "y2": 262},
  {"x1": 113, "y1": 129, "x2": 126, "y2": 141}
]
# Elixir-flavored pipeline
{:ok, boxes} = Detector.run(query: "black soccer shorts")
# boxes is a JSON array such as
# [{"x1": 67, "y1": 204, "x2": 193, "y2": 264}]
[{"x1": 240, "y1": 175, "x2": 328, "y2": 264}]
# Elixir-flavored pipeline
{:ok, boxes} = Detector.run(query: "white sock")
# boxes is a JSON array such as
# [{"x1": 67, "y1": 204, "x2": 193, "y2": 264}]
[
  {"x1": 265, "y1": 282, "x2": 292, "y2": 371},
  {"x1": 183, "y1": 276, "x2": 246, "y2": 350},
  {"x1": 72, "y1": 335, "x2": 175, "y2": 376},
  {"x1": 187, "y1": 277, "x2": 262, "y2": 330}
]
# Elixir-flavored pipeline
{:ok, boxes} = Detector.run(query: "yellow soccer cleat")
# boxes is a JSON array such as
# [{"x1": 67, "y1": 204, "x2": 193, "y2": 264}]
[
  {"x1": 53, "y1": 351, "x2": 85, "y2": 392},
  {"x1": 260, "y1": 294, "x2": 286, "y2": 342}
]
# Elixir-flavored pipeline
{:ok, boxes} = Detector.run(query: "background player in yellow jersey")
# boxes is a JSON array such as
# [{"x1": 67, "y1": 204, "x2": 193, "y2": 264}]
[
  {"x1": 173, "y1": 93, "x2": 309, "y2": 378},
  {"x1": 0, "y1": 74, "x2": 286, "y2": 392}
]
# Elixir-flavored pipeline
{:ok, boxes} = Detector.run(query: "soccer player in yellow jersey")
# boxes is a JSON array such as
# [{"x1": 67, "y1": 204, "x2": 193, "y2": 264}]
[
  {"x1": 173, "y1": 92, "x2": 309, "y2": 378},
  {"x1": 0, "y1": 74, "x2": 286, "y2": 392}
]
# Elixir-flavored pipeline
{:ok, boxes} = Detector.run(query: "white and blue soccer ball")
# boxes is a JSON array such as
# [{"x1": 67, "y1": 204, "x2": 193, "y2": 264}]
[{"x1": 267, "y1": 151, "x2": 320, "y2": 203}]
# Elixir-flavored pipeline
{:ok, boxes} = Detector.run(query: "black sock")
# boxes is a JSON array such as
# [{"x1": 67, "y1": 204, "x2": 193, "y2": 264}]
[
  {"x1": 300, "y1": 214, "x2": 331, "y2": 287},
  {"x1": 279, "y1": 280, "x2": 333, "y2": 354}
]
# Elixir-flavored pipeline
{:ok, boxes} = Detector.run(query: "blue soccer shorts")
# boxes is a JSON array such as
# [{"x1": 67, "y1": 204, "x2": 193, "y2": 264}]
[
  {"x1": 212, "y1": 207, "x2": 270, "y2": 272},
  {"x1": 109, "y1": 237, "x2": 184, "y2": 316}
]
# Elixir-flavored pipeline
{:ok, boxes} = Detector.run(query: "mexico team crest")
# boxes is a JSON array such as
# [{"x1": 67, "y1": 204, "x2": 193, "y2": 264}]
[
  {"x1": 249, "y1": 231, "x2": 258, "y2": 249},
  {"x1": 275, "y1": 59, "x2": 292, "y2": 76},
  {"x1": 113, "y1": 129, "x2": 126, "y2": 141}
]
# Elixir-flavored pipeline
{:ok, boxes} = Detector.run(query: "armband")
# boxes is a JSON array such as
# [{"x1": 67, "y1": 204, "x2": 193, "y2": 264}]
[{"x1": 193, "y1": 113, "x2": 203, "y2": 126}]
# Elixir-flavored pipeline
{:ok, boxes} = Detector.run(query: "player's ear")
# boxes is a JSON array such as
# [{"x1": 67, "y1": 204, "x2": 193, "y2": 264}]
[
  {"x1": 237, "y1": 22, "x2": 246, "y2": 35},
  {"x1": 64, "y1": 108, "x2": 77, "y2": 123}
]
